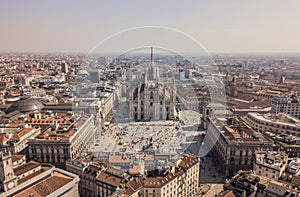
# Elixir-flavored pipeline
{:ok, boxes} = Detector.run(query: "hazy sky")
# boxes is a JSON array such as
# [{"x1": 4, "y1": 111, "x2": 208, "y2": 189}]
[{"x1": 1, "y1": 1, "x2": 300, "y2": 53}]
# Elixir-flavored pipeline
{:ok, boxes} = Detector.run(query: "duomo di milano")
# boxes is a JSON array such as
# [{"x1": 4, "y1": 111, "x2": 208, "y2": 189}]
[{"x1": 128, "y1": 48, "x2": 176, "y2": 121}]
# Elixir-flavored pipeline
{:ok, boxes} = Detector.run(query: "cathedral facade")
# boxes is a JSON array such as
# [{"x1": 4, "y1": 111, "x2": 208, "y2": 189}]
[{"x1": 129, "y1": 48, "x2": 176, "y2": 121}]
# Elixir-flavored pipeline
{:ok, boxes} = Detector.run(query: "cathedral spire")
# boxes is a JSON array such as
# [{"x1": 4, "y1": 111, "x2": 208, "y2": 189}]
[
  {"x1": 147, "y1": 47, "x2": 159, "y2": 81},
  {"x1": 150, "y1": 47, "x2": 153, "y2": 65}
]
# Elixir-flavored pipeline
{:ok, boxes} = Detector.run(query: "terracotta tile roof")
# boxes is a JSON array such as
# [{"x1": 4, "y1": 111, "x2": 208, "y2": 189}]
[
  {"x1": 43, "y1": 102, "x2": 59, "y2": 106},
  {"x1": 82, "y1": 154, "x2": 95, "y2": 163},
  {"x1": 0, "y1": 104, "x2": 11, "y2": 109},
  {"x1": 11, "y1": 154, "x2": 25, "y2": 162},
  {"x1": 0, "y1": 105, "x2": 11, "y2": 114},
  {"x1": 14, "y1": 187, "x2": 42, "y2": 197},
  {"x1": 0, "y1": 134, "x2": 9, "y2": 143},
  {"x1": 175, "y1": 169, "x2": 185, "y2": 177},
  {"x1": 18, "y1": 169, "x2": 43, "y2": 185},
  {"x1": 144, "y1": 154, "x2": 154, "y2": 161},
  {"x1": 96, "y1": 171, "x2": 123, "y2": 187},
  {"x1": 109, "y1": 154, "x2": 131, "y2": 163},
  {"x1": 178, "y1": 155, "x2": 199, "y2": 170},
  {"x1": 143, "y1": 173, "x2": 177, "y2": 188},
  {"x1": 14, "y1": 171, "x2": 73, "y2": 197},
  {"x1": 291, "y1": 175, "x2": 300, "y2": 185},
  {"x1": 216, "y1": 190, "x2": 235, "y2": 197},
  {"x1": 7, "y1": 122, "x2": 20, "y2": 128},
  {"x1": 125, "y1": 178, "x2": 143, "y2": 195},
  {"x1": 14, "y1": 161, "x2": 41, "y2": 176},
  {"x1": 65, "y1": 128, "x2": 76, "y2": 138},
  {"x1": 223, "y1": 125, "x2": 235, "y2": 133},
  {"x1": 29, "y1": 118, "x2": 72, "y2": 125},
  {"x1": 12, "y1": 128, "x2": 33, "y2": 139},
  {"x1": 74, "y1": 98, "x2": 81, "y2": 102},
  {"x1": 129, "y1": 165, "x2": 141, "y2": 175}
]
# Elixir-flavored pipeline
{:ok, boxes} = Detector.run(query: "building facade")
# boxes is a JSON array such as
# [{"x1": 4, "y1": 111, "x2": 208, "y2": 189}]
[
  {"x1": 254, "y1": 151, "x2": 288, "y2": 180},
  {"x1": 124, "y1": 154, "x2": 200, "y2": 197},
  {"x1": 67, "y1": 154, "x2": 199, "y2": 197},
  {"x1": 226, "y1": 171, "x2": 300, "y2": 197},
  {"x1": 27, "y1": 114, "x2": 96, "y2": 169},
  {"x1": 129, "y1": 48, "x2": 176, "y2": 121},
  {"x1": 66, "y1": 155, "x2": 129, "y2": 197},
  {"x1": 130, "y1": 81, "x2": 176, "y2": 121},
  {"x1": 206, "y1": 116, "x2": 274, "y2": 176},
  {"x1": 0, "y1": 151, "x2": 17, "y2": 192},
  {"x1": 271, "y1": 95, "x2": 300, "y2": 119},
  {"x1": 6, "y1": 127, "x2": 41, "y2": 154}
]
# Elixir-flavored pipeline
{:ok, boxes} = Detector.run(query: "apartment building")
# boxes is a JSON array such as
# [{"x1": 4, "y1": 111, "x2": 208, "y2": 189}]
[
  {"x1": 205, "y1": 116, "x2": 273, "y2": 176},
  {"x1": 263, "y1": 131, "x2": 300, "y2": 158},
  {"x1": 124, "y1": 154, "x2": 200, "y2": 197},
  {"x1": 225, "y1": 171, "x2": 300, "y2": 197},
  {"x1": 67, "y1": 154, "x2": 199, "y2": 197},
  {"x1": 271, "y1": 95, "x2": 300, "y2": 119},
  {"x1": 1, "y1": 127, "x2": 41, "y2": 154},
  {"x1": 243, "y1": 112, "x2": 300, "y2": 137},
  {"x1": 66, "y1": 154, "x2": 129, "y2": 197},
  {"x1": 27, "y1": 113, "x2": 96, "y2": 169},
  {"x1": 254, "y1": 151, "x2": 288, "y2": 180}
]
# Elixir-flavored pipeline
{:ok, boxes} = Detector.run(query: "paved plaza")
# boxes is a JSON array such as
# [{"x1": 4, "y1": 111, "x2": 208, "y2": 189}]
[{"x1": 89, "y1": 110, "x2": 203, "y2": 155}]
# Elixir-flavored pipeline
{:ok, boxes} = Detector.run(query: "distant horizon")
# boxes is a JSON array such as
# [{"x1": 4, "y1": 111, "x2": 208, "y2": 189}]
[{"x1": 1, "y1": 51, "x2": 300, "y2": 56}]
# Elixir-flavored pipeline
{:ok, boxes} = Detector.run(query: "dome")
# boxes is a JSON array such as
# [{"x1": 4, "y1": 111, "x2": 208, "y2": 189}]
[
  {"x1": 77, "y1": 69, "x2": 89, "y2": 76},
  {"x1": 6, "y1": 98, "x2": 44, "y2": 113}
]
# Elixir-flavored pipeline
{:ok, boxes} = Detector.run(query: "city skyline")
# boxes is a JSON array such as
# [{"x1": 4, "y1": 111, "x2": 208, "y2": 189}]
[
  {"x1": 1, "y1": 1, "x2": 300, "y2": 53},
  {"x1": 1, "y1": 2, "x2": 300, "y2": 196}
]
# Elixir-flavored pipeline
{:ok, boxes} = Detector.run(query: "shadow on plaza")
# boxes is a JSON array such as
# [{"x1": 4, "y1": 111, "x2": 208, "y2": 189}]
[
  {"x1": 199, "y1": 155, "x2": 226, "y2": 184},
  {"x1": 184, "y1": 140, "x2": 226, "y2": 184},
  {"x1": 181, "y1": 124, "x2": 202, "y2": 132}
]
